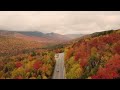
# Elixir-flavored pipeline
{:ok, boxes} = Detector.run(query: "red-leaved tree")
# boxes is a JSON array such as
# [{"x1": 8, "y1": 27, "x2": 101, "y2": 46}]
[
  {"x1": 91, "y1": 54, "x2": 120, "y2": 79},
  {"x1": 15, "y1": 61, "x2": 22, "y2": 68},
  {"x1": 33, "y1": 61, "x2": 42, "y2": 70}
]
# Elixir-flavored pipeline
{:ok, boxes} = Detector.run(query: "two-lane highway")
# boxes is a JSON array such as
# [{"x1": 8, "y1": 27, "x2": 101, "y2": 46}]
[{"x1": 52, "y1": 53, "x2": 65, "y2": 79}]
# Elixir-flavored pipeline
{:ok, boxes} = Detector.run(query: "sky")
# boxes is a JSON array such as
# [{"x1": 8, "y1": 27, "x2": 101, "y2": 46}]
[{"x1": 0, "y1": 11, "x2": 120, "y2": 35}]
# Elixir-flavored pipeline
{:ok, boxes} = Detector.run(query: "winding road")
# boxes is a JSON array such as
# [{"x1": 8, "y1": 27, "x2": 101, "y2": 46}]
[{"x1": 52, "y1": 53, "x2": 65, "y2": 79}]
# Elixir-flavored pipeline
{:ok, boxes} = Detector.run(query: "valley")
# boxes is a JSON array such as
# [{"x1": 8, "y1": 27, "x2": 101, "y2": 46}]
[
  {"x1": 1, "y1": 11, "x2": 120, "y2": 79},
  {"x1": 0, "y1": 29, "x2": 120, "y2": 79},
  {"x1": 0, "y1": 30, "x2": 78, "y2": 79}
]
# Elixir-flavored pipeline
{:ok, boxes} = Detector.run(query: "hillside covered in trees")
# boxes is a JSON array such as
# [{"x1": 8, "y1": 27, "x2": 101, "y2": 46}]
[
  {"x1": 0, "y1": 49, "x2": 55, "y2": 79},
  {"x1": 64, "y1": 29, "x2": 120, "y2": 79},
  {"x1": 0, "y1": 35, "x2": 56, "y2": 79}
]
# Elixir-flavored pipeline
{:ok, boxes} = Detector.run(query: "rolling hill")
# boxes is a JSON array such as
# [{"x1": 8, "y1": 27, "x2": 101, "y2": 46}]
[
  {"x1": 16, "y1": 31, "x2": 71, "y2": 42},
  {"x1": 0, "y1": 30, "x2": 82, "y2": 57},
  {"x1": 0, "y1": 30, "x2": 57, "y2": 79},
  {"x1": 64, "y1": 29, "x2": 120, "y2": 79}
]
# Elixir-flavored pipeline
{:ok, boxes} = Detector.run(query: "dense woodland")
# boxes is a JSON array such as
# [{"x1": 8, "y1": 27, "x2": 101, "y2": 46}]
[
  {"x1": 0, "y1": 36, "x2": 46, "y2": 56},
  {"x1": 64, "y1": 29, "x2": 120, "y2": 79},
  {"x1": 0, "y1": 36, "x2": 56, "y2": 79}
]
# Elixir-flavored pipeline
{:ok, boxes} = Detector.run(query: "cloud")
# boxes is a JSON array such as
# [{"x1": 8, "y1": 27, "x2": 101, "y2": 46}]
[{"x1": 0, "y1": 11, "x2": 120, "y2": 34}]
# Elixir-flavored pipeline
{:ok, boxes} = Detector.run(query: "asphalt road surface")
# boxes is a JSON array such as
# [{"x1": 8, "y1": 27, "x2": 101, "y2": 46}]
[{"x1": 52, "y1": 53, "x2": 65, "y2": 79}]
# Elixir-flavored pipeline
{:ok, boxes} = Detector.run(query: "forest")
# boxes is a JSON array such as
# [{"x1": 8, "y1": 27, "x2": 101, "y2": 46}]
[
  {"x1": 0, "y1": 36, "x2": 56, "y2": 79},
  {"x1": 64, "y1": 29, "x2": 120, "y2": 79}
]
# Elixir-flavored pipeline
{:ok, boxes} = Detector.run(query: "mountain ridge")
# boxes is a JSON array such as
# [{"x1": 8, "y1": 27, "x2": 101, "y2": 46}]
[{"x1": 0, "y1": 30, "x2": 85, "y2": 43}]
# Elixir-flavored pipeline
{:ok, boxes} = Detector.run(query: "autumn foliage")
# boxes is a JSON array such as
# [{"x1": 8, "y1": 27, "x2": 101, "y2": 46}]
[
  {"x1": 33, "y1": 61, "x2": 42, "y2": 70},
  {"x1": 15, "y1": 61, "x2": 23, "y2": 68},
  {"x1": 92, "y1": 54, "x2": 120, "y2": 79},
  {"x1": 0, "y1": 37, "x2": 55, "y2": 79},
  {"x1": 65, "y1": 29, "x2": 120, "y2": 79}
]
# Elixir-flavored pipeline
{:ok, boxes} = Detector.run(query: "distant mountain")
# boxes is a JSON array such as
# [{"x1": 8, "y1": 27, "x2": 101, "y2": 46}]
[
  {"x1": 0, "y1": 30, "x2": 15, "y2": 36},
  {"x1": 0, "y1": 30, "x2": 87, "y2": 45},
  {"x1": 17, "y1": 31, "x2": 44, "y2": 37},
  {"x1": 0, "y1": 30, "x2": 72, "y2": 44},
  {"x1": 65, "y1": 34, "x2": 85, "y2": 39},
  {"x1": 16, "y1": 31, "x2": 70, "y2": 42},
  {"x1": 45, "y1": 32, "x2": 70, "y2": 41}
]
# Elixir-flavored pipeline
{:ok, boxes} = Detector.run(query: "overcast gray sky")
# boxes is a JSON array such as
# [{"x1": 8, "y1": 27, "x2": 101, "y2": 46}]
[{"x1": 0, "y1": 11, "x2": 120, "y2": 35}]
